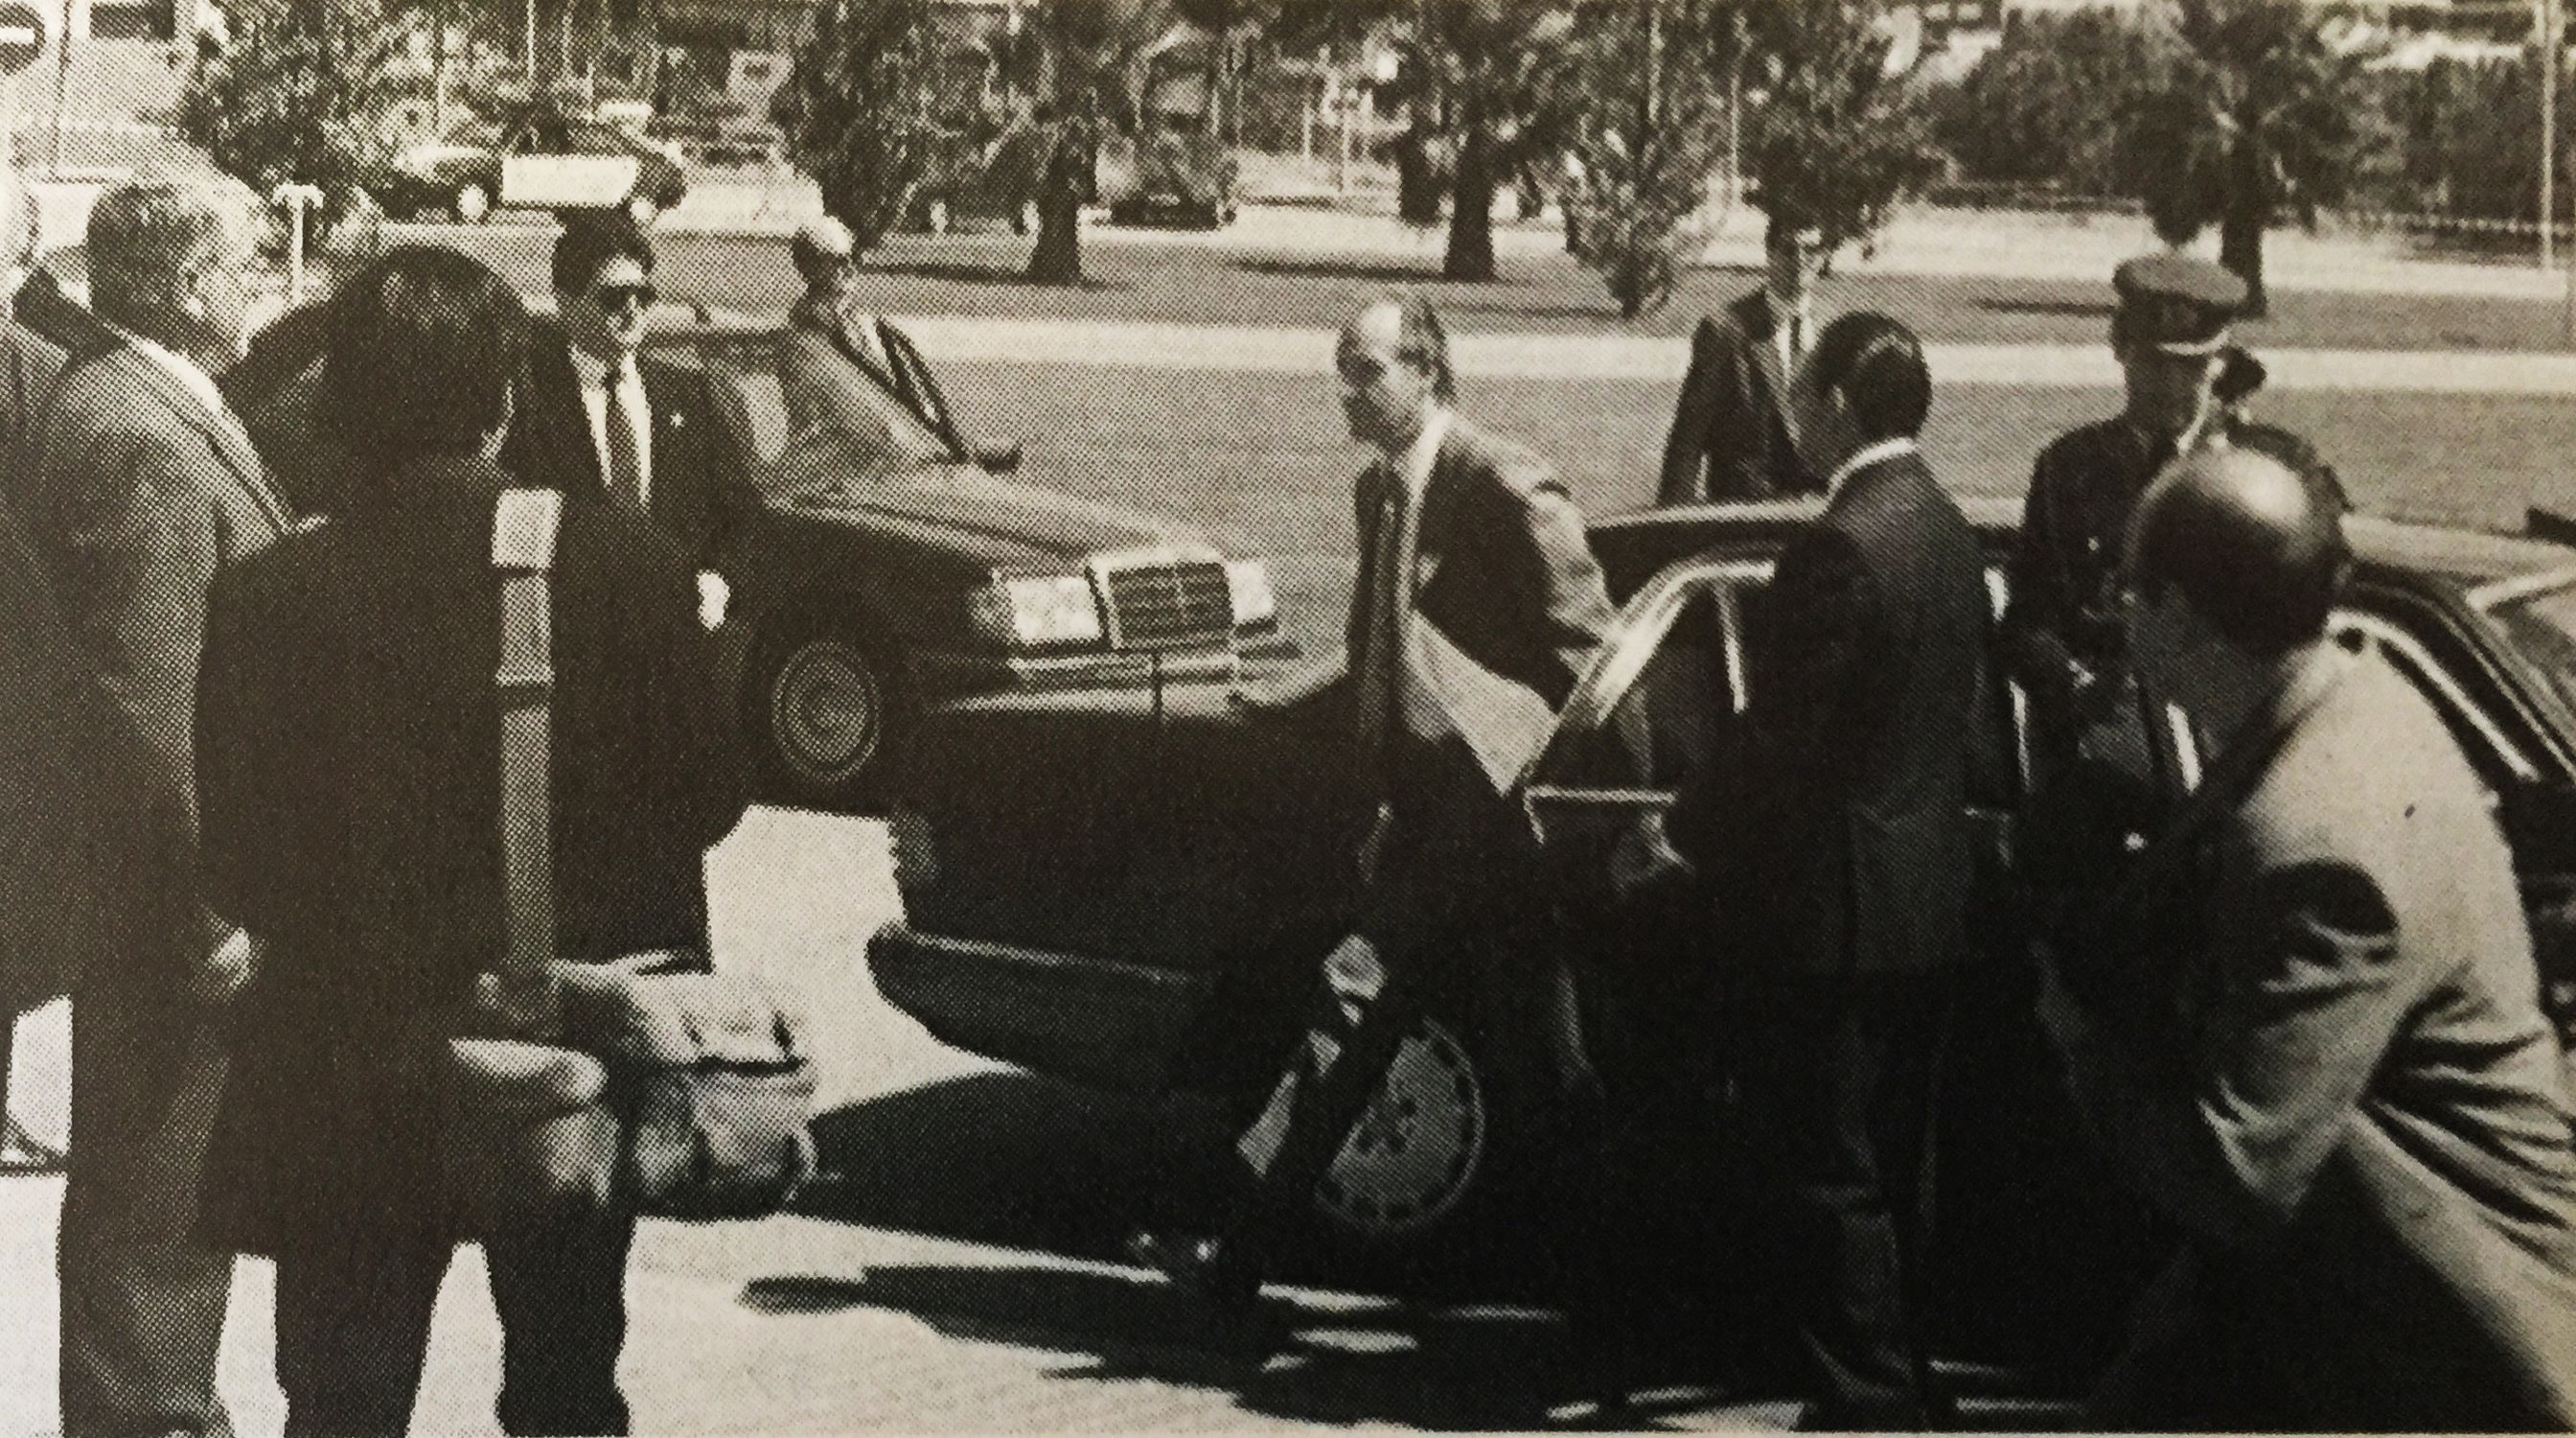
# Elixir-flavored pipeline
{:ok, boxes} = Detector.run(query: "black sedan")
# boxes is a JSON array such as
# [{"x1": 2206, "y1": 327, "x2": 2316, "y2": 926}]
[{"x1": 863, "y1": 493, "x2": 2576, "y2": 1391}]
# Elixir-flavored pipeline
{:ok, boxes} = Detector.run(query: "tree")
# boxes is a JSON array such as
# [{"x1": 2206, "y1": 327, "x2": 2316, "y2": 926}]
[
  {"x1": 1738, "y1": 0, "x2": 1943, "y2": 255},
  {"x1": 1932, "y1": 10, "x2": 2174, "y2": 196},
  {"x1": 778, "y1": 0, "x2": 945, "y2": 253},
  {"x1": 2120, "y1": 0, "x2": 2391, "y2": 315},
  {"x1": 1395, "y1": 0, "x2": 1581, "y2": 282},
  {"x1": 1565, "y1": 0, "x2": 1727, "y2": 317},
  {"x1": 176, "y1": 0, "x2": 417, "y2": 237}
]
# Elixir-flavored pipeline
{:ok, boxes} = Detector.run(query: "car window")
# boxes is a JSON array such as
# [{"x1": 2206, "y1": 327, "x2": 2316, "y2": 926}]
[
  {"x1": 699, "y1": 345, "x2": 953, "y2": 498},
  {"x1": 2487, "y1": 580, "x2": 2576, "y2": 729},
  {"x1": 1526, "y1": 563, "x2": 1753, "y2": 797}
]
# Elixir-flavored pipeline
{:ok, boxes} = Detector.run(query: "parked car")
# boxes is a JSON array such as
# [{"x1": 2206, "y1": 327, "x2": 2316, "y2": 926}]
[
  {"x1": 1108, "y1": 128, "x2": 1237, "y2": 230},
  {"x1": 370, "y1": 107, "x2": 689, "y2": 225},
  {"x1": 864, "y1": 494, "x2": 2576, "y2": 1392},
  {"x1": 902, "y1": 123, "x2": 1049, "y2": 235},
  {"x1": 224, "y1": 305, "x2": 1292, "y2": 811}
]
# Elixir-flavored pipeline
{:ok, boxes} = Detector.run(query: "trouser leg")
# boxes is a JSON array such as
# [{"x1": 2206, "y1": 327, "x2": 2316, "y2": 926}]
[
  {"x1": 1230, "y1": 933, "x2": 1427, "y2": 1245},
  {"x1": 273, "y1": 1230, "x2": 448, "y2": 1437},
  {"x1": 1732, "y1": 978, "x2": 1933, "y2": 1430},
  {"x1": 58, "y1": 990, "x2": 235, "y2": 1438},
  {"x1": 485, "y1": 1211, "x2": 637, "y2": 1436}
]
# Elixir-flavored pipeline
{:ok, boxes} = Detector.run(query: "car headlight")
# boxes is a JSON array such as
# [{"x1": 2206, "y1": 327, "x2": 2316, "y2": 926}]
[
  {"x1": 1225, "y1": 559, "x2": 1276, "y2": 627},
  {"x1": 969, "y1": 573, "x2": 1104, "y2": 647}
]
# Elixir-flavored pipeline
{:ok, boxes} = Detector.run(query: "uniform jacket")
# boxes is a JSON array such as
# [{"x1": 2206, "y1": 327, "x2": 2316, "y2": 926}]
[
  {"x1": 2058, "y1": 655, "x2": 2576, "y2": 1430},
  {"x1": 1351, "y1": 416, "x2": 1616, "y2": 957},
  {"x1": 1673, "y1": 447, "x2": 1986, "y2": 979},
  {"x1": 193, "y1": 457, "x2": 748, "y2": 1252},
  {"x1": 1656, "y1": 290, "x2": 1819, "y2": 505},
  {"x1": 499, "y1": 324, "x2": 750, "y2": 575}
]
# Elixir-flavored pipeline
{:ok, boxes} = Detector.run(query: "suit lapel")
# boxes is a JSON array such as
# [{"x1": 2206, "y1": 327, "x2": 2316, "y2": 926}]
[
  {"x1": 1741, "y1": 291, "x2": 1804, "y2": 466},
  {"x1": 106, "y1": 348, "x2": 291, "y2": 532},
  {"x1": 533, "y1": 336, "x2": 607, "y2": 496}
]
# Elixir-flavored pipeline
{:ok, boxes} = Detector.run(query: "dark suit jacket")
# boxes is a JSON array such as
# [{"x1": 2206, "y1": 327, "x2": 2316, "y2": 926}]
[
  {"x1": 2054, "y1": 656, "x2": 2576, "y2": 1429},
  {"x1": 1353, "y1": 416, "x2": 1616, "y2": 957},
  {"x1": 499, "y1": 326, "x2": 750, "y2": 575},
  {"x1": 194, "y1": 457, "x2": 748, "y2": 1252},
  {"x1": 1657, "y1": 290, "x2": 1818, "y2": 505},
  {"x1": 1675, "y1": 448, "x2": 1985, "y2": 978}
]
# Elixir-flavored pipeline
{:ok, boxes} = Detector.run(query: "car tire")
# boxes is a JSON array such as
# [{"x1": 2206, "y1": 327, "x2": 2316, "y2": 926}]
[
  {"x1": 749, "y1": 615, "x2": 899, "y2": 810},
  {"x1": 452, "y1": 183, "x2": 492, "y2": 224}
]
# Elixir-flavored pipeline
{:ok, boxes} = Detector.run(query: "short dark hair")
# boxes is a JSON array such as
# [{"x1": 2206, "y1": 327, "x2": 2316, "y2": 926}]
[
  {"x1": 1375, "y1": 290, "x2": 1455, "y2": 403},
  {"x1": 551, "y1": 213, "x2": 656, "y2": 296},
  {"x1": 1807, "y1": 312, "x2": 1929, "y2": 441},
  {"x1": 319, "y1": 245, "x2": 528, "y2": 474},
  {"x1": 1763, "y1": 208, "x2": 1820, "y2": 251},
  {"x1": 2131, "y1": 447, "x2": 2351, "y2": 658}
]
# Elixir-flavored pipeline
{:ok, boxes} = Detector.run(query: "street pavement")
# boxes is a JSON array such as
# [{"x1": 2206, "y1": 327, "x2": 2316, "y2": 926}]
[{"x1": 0, "y1": 810, "x2": 1796, "y2": 1433}]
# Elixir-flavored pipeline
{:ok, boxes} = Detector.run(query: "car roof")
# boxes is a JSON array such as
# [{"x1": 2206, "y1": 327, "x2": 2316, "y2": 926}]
[{"x1": 1595, "y1": 494, "x2": 2576, "y2": 593}]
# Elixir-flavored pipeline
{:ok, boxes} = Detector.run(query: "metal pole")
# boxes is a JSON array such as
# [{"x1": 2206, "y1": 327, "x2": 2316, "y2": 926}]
[
  {"x1": 46, "y1": 0, "x2": 73, "y2": 175},
  {"x1": 2546, "y1": 0, "x2": 2559, "y2": 271}
]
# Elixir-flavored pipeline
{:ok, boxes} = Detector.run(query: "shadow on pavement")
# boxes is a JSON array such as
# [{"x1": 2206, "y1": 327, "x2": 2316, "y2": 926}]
[
  {"x1": 862, "y1": 259, "x2": 1132, "y2": 292},
  {"x1": 733, "y1": 1262, "x2": 1753, "y2": 1430},
  {"x1": 1235, "y1": 256, "x2": 1451, "y2": 284},
  {"x1": 794, "y1": 1074, "x2": 1238, "y2": 1265}
]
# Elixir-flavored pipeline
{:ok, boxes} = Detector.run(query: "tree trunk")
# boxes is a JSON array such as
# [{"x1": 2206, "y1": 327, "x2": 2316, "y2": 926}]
[
  {"x1": 2220, "y1": 139, "x2": 2267, "y2": 317},
  {"x1": 1397, "y1": 118, "x2": 1445, "y2": 224},
  {"x1": 1029, "y1": 130, "x2": 1085, "y2": 284},
  {"x1": 1444, "y1": 106, "x2": 1496, "y2": 281}
]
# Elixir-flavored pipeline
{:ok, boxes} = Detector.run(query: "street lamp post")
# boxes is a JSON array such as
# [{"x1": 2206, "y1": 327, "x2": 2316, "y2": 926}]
[{"x1": 2545, "y1": 0, "x2": 2560, "y2": 273}]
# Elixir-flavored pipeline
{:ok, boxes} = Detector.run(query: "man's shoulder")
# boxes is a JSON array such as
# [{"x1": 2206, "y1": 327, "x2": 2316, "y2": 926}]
[
  {"x1": 2035, "y1": 416, "x2": 2129, "y2": 472},
  {"x1": 1441, "y1": 418, "x2": 1554, "y2": 495},
  {"x1": 2242, "y1": 660, "x2": 2477, "y2": 857}
]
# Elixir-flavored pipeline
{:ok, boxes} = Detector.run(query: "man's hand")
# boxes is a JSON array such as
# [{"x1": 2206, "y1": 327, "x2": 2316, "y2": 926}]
[{"x1": 193, "y1": 927, "x2": 262, "y2": 1005}]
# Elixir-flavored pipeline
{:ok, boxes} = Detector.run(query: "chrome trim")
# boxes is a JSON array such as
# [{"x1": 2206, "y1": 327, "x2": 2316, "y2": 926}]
[
  {"x1": 1086, "y1": 545, "x2": 1234, "y2": 653},
  {"x1": 2469, "y1": 564, "x2": 2576, "y2": 614}
]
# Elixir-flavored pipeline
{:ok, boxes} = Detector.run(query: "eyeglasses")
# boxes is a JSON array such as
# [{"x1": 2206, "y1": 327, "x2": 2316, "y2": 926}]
[{"x1": 590, "y1": 282, "x2": 658, "y2": 313}]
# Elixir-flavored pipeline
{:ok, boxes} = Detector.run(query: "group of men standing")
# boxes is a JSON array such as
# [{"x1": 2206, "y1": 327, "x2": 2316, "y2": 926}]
[
  {"x1": 0, "y1": 162, "x2": 745, "y2": 1435},
  {"x1": 1129, "y1": 216, "x2": 2576, "y2": 1431}
]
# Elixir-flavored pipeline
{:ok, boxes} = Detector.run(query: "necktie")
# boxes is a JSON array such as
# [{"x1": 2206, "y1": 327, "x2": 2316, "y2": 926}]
[
  {"x1": 1351, "y1": 464, "x2": 1415, "y2": 796},
  {"x1": 1785, "y1": 313, "x2": 1806, "y2": 372},
  {"x1": 605, "y1": 363, "x2": 645, "y2": 510}
]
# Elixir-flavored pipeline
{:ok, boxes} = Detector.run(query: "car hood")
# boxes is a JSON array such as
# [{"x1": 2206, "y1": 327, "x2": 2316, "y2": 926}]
[{"x1": 782, "y1": 465, "x2": 1222, "y2": 570}]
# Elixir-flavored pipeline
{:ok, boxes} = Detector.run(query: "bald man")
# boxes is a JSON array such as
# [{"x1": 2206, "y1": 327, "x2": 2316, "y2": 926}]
[
  {"x1": 1130, "y1": 292, "x2": 1617, "y2": 1321},
  {"x1": 2041, "y1": 448, "x2": 2576, "y2": 1429}
]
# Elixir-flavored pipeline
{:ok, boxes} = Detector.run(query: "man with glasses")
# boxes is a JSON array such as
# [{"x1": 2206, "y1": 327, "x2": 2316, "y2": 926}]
[
  {"x1": 502, "y1": 215, "x2": 746, "y2": 626},
  {"x1": 21, "y1": 174, "x2": 292, "y2": 1438}
]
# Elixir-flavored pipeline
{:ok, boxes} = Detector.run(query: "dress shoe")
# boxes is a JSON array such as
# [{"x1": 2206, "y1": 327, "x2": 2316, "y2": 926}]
[{"x1": 1124, "y1": 1227, "x2": 1261, "y2": 1312}]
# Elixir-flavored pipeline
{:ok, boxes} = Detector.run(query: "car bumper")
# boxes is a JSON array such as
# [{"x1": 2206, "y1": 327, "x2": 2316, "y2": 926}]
[
  {"x1": 867, "y1": 922, "x2": 1211, "y2": 1093},
  {"x1": 908, "y1": 631, "x2": 1296, "y2": 697}
]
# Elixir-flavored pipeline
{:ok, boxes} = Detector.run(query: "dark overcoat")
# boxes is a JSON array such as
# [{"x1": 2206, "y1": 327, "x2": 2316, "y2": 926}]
[
  {"x1": 1656, "y1": 289, "x2": 1818, "y2": 505},
  {"x1": 193, "y1": 457, "x2": 748, "y2": 1252}
]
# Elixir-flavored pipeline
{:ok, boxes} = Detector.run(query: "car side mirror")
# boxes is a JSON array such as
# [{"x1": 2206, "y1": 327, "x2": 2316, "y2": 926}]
[{"x1": 975, "y1": 440, "x2": 1024, "y2": 475}]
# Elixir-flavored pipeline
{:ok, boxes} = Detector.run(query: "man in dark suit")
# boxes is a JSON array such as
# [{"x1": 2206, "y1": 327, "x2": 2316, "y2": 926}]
[
  {"x1": 22, "y1": 175, "x2": 292, "y2": 1438},
  {"x1": 500, "y1": 216, "x2": 748, "y2": 626},
  {"x1": 1130, "y1": 292, "x2": 1617, "y2": 1310},
  {"x1": 2043, "y1": 447, "x2": 2576, "y2": 1429},
  {"x1": 1656, "y1": 212, "x2": 1829, "y2": 505},
  {"x1": 1669, "y1": 313, "x2": 1985, "y2": 1429},
  {"x1": 194, "y1": 245, "x2": 747, "y2": 1438}
]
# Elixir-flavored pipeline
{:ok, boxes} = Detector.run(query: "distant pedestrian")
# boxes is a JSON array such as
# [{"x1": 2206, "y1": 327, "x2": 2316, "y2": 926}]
[
  {"x1": 194, "y1": 245, "x2": 747, "y2": 1436},
  {"x1": 1657, "y1": 209, "x2": 1829, "y2": 504},
  {"x1": 2043, "y1": 446, "x2": 2576, "y2": 1429},
  {"x1": 1127, "y1": 291, "x2": 1616, "y2": 1322},
  {"x1": 1667, "y1": 313, "x2": 1985, "y2": 1429}
]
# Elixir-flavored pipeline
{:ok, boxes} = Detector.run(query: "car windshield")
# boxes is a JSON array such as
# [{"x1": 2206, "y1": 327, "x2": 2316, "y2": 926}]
[
  {"x1": 2487, "y1": 577, "x2": 2576, "y2": 718},
  {"x1": 701, "y1": 342, "x2": 955, "y2": 499}
]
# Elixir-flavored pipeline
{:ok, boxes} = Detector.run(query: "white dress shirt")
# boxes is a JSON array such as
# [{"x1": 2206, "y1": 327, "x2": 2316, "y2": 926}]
[
  {"x1": 1822, "y1": 435, "x2": 1920, "y2": 497},
  {"x1": 568, "y1": 345, "x2": 654, "y2": 509},
  {"x1": 128, "y1": 334, "x2": 230, "y2": 420},
  {"x1": 1768, "y1": 290, "x2": 1815, "y2": 377}
]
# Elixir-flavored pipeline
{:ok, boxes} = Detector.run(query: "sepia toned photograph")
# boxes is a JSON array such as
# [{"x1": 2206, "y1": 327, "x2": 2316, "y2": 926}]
[{"x1": 0, "y1": 0, "x2": 2572, "y2": 1430}]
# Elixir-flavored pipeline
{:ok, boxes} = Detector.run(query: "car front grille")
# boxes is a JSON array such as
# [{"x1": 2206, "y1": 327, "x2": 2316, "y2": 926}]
[{"x1": 1098, "y1": 555, "x2": 1233, "y2": 651}]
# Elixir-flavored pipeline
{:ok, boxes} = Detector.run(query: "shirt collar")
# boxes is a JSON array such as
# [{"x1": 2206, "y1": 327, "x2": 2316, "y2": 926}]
[
  {"x1": 1392, "y1": 406, "x2": 1453, "y2": 497},
  {"x1": 123, "y1": 332, "x2": 225, "y2": 413},
  {"x1": 568, "y1": 344, "x2": 637, "y2": 389},
  {"x1": 1824, "y1": 436, "x2": 1918, "y2": 495}
]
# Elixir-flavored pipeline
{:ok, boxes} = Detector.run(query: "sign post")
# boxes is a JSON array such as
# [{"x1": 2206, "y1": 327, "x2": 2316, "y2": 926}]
[{"x1": 272, "y1": 181, "x2": 321, "y2": 305}]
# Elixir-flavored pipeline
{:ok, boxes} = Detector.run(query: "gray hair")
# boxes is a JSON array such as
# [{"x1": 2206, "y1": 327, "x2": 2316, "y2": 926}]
[{"x1": 86, "y1": 175, "x2": 257, "y2": 329}]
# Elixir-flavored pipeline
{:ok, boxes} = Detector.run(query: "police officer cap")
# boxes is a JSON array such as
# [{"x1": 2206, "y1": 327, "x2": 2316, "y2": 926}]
[{"x1": 2114, "y1": 253, "x2": 2247, "y2": 356}]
